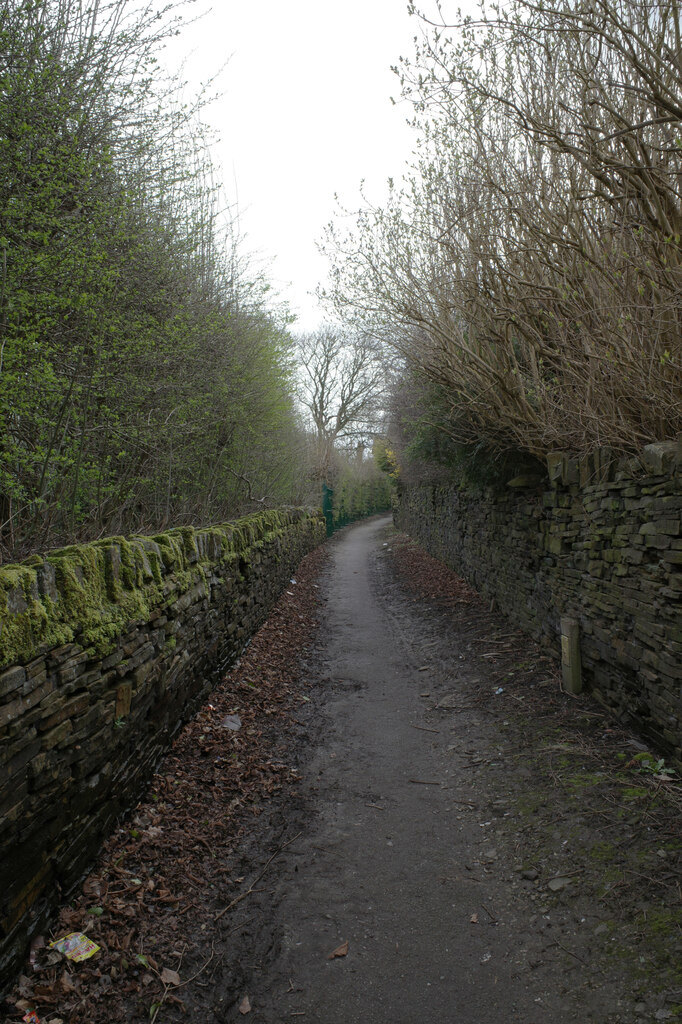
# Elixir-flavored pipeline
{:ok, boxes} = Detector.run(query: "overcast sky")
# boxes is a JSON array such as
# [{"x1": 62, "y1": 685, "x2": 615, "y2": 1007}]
[{"x1": 161, "y1": 1, "x2": 432, "y2": 329}]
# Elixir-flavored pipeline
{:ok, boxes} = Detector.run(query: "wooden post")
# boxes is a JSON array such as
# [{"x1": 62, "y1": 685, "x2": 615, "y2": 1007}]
[
  {"x1": 557, "y1": 614, "x2": 577, "y2": 696},
  {"x1": 560, "y1": 616, "x2": 582, "y2": 694}
]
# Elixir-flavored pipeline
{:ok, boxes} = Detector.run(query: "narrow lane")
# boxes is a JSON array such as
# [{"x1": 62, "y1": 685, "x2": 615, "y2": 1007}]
[{"x1": 235, "y1": 516, "x2": 609, "y2": 1023}]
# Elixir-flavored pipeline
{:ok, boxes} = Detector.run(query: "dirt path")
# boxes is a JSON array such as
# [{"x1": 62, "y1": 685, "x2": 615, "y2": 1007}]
[
  {"x1": 208, "y1": 516, "x2": 681, "y2": 1023},
  {"x1": 8, "y1": 516, "x2": 682, "y2": 1024}
]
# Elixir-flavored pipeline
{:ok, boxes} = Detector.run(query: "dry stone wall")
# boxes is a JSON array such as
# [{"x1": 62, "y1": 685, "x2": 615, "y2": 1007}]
[
  {"x1": 396, "y1": 442, "x2": 682, "y2": 761},
  {"x1": 0, "y1": 508, "x2": 325, "y2": 991}
]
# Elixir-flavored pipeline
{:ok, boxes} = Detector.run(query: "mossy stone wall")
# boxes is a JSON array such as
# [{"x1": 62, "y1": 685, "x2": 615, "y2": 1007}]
[
  {"x1": 396, "y1": 443, "x2": 682, "y2": 761},
  {"x1": 0, "y1": 508, "x2": 325, "y2": 992}
]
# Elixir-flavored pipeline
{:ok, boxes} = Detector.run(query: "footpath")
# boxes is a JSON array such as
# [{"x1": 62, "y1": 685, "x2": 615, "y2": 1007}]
[{"x1": 6, "y1": 516, "x2": 682, "y2": 1024}]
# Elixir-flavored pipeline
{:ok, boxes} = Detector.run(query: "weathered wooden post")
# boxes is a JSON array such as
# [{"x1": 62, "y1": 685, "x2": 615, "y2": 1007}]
[{"x1": 560, "y1": 616, "x2": 582, "y2": 694}]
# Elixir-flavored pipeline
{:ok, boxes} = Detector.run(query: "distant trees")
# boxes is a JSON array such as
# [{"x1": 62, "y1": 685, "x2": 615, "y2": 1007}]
[
  {"x1": 324, "y1": 0, "x2": 682, "y2": 463},
  {"x1": 0, "y1": 0, "x2": 302, "y2": 560},
  {"x1": 293, "y1": 326, "x2": 392, "y2": 526},
  {"x1": 294, "y1": 326, "x2": 386, "y2": 484}
]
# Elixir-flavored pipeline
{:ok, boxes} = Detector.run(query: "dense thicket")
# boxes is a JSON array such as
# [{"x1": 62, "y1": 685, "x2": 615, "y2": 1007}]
[
  {"x1": 0, "y1": 0, "x2": 302, "y2": 561},
  {"x1": 324, "y1": 0, "x2": 682, "y2": 463}
]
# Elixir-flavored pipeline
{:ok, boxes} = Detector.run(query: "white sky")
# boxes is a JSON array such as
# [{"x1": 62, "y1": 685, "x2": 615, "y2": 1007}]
[{"x1": 161, "y1": 1, "x2": 432, "y2": 329}]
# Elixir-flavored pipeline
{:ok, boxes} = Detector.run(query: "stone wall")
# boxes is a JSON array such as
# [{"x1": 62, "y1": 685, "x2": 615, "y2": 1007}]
[
  {"x1": 396, "y1": 443, "x2": 682, "y2": 760},
  {"x1": 0, "y1": 508, "x2": 325, "y2": 991}
]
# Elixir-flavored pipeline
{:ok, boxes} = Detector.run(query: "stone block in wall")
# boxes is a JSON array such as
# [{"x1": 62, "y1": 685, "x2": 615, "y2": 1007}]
[
  {"x1": 506, "y1": 474, "x2": 544, "y2": 489},
  {"x1": 546, "y1": 452, "x2": 564, "y2": 485},
  {"x1": 594, "y1": 447, "x2": 616, "y2": 483},
  {"x1": 0, "y1": 666, "x2": 26, "y2": 699},
  {"x1": 641, "y1": 442, "x2": 678, "y2": 475},
  {"x1": 640, "y1": 519, "x2": 680, "y2": 536}
]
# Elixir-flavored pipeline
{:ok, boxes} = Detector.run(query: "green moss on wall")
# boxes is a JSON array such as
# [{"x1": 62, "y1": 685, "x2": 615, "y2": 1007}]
[{"x1": 0, "y1": 508, "x2": 324, "y2": 669}]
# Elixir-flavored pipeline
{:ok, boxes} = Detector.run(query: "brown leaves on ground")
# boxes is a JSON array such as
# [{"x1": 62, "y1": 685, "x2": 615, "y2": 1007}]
[
  {"x1": 390, "y1": 533, "x2": 479, "y2": 608},
  {"x1": 326, "y1": 941, "x2": 349, "y2": 960},
  {"x1": 5, "y1": 545, "x2": 328, "y2": 1024},
  {"x1": 390, "y1": 531, "x2": 560, "y2": 708}
]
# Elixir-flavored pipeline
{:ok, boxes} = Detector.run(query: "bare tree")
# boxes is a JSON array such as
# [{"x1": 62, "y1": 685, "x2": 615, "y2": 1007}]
[
  {"x1": 295, "y1": 327, "x2": 386, "y2": 484},
  {"x1": 323, "y1": 0, "x2": 682, "y2": 459}
]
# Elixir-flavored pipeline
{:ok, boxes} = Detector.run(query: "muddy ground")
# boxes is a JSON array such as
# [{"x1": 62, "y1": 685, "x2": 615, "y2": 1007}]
[{"x1": 6, "y1": 515, "x2": 682, "y2": 1024}]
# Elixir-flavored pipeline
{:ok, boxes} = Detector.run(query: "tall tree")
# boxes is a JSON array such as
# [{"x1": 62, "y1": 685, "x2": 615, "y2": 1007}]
[{"x1": 295, "y1": 327, "x2": 386, "y2": 485}]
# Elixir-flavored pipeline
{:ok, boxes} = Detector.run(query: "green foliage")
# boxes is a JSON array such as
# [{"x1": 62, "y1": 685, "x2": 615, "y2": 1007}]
[
  {"x1": 384, "y1": 372, "x2": 543, "y2": 490},
  {"x1": 326, "y1": 457, "x2": 392, "y2": 532},
  {"x1": 372, "y1": 438, "x2": 400, "y2": 480},
  {"x1": 630, "y1": 752, "x2": 677, "y2": 780},
  {"x1": 0, "y1": 0, "x2": 303, "y2": 561}
]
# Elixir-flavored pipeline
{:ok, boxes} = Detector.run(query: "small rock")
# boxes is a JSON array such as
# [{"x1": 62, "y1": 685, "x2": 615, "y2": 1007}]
[
  {"x1": 654, "y1": 1011, "x2": 673, "y2": 1021},
  {"x1": 547, "y1": 876, "x2": 572, "y2": 892},
  {"x1": 594, "y1": 923, "x2": 609, "y2": 936},
  {"x1": 521, "y1": 868, "x2": 538, "y2": 881}
]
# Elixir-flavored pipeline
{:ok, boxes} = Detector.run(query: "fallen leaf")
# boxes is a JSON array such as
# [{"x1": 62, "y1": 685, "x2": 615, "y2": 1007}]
[
  {"x1": 221, "y1": 714, "x2": 242, "y2": 731},
  {"x1": 327, "y1": 940, "x2": 349, "y2": 960},
  {"x1": 59, "y1": 972, "x2": 75, "y2": 994},
  {"x1": 239, "y1": 994, "x2": 251, "y2": 1014},
  {"x1": 470, "y1": 913, "x2": 479, "y2": 924},
  {"x1": 160, "y1": 968, "x2": 181, "y2": 987},
  {"x1": 32, "y1": 984, "x2": 58, "y2": 1004}
]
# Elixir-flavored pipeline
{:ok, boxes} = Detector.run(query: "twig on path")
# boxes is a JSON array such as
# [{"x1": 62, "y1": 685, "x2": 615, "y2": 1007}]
[
  {"x1": 149, "y1": 943, "x2": 189, "y2": 1024},
  {"x1": 551, "y1": 941, "x2": 591, "y2": 969},
  {"x1": 409, "y1": 779, "x2": 441, "y2": 786},
  {"x1": 410, "y1": 724, "x2": 440, "y2": 734},
  {"x1": 214, "y1": 831, "x2": 303, "y2": 922},
  {"x1": 192, "y1": 835, "x2": 216, "y2": 857},
  {"x1": 176, "y1": 944, "x2": 216, "y2": 988},
  {"x1": 365, "y1": 802, "x2": 385, "y2": 811},
  {"x1": 481, "y1": 903, "x2": 498, "y2": 923},
  {"x1": 472, "y1": 635, "x2": 518, "y2": 643}
]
